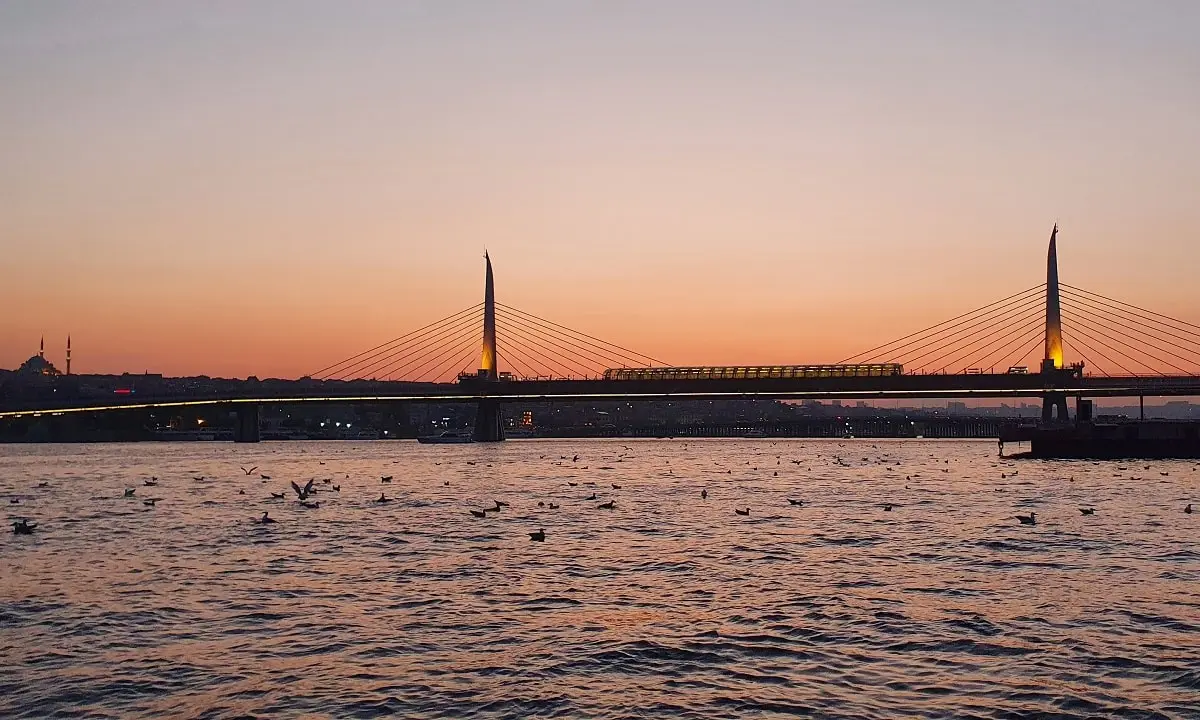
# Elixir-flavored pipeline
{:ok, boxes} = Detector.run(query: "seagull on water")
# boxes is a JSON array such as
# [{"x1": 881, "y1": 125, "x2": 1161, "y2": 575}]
[
  {"x1": 144, "y1": 479, "x2": 158, "y2": 487},
  {"x1": 381, "y1": 476, "x2": 393, "y2": 483},
  {"x1": 735, "y1": 508, "x2": 750, "y2": 516},
  {"x1": 1016, "y1": 512, "x2": 1036, "y2": 525},
  {"x1": 1185, "y1": 504, "x2": 1193, "y2": 514},
  {"x1": 258, "y1": 511, "x2": 277, "y2": 524},
  {"x1": 12, "y1": 519, "x2": 37, "y2": 534},
  {"x1": 124, "y1": 488, "x2": 135, "y2": 497},
  {"x1": 701, "y1": 489, "x2": 708, "y2": 500},
  {"x1": 788, "y1": 499, "x2": 803, "y2": 506},
  {"x1": 598, "y1": 500, "x2": 615, "y2": 510},
  {"x1": 1079, "y1": 508, "x2": 1095, "y2": 515},
  {"x1": 529, "y1": 528, "x2": 546, "y2": 542}
]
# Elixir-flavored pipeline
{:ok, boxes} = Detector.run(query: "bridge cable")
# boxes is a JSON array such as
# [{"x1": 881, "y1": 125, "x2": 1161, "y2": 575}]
[
  {"x1": 915, "y1": 303, "x2": 1045, "y2": 373},
  {"x1": 497, "y1": 303, "x2": 667, "y2": 367},
  {"x1": 494, "y1": 348, "x2": 537, "y2": 380},
  {"x1": 948, "y1": 310, "x2": 1047, "y2": 373},
  {"x1": 839, "y1": 284, "x2": 1045, "y2": 364},
  {"x1": 341, "y1": 309, "x2": 483, "y2": 381},
  {"x1": 897, "y1": 298, "x2": 1044, "y2": 370},
  {"x1": 1061, "y1": 333, "x2": 1105, "y2": 377},
  {"x1": 495, "y1": 309, "x2": 631, "y2": 374},
  {"x1": 495, "y1": 319, "x2": 599, "y2": 378},
  {"x1": 327, "y1": 307, "x2": 483, "y2": 380},
  {"x1": 411, "y1": 331, "x2": 486, "y2": 383},
  {"x1": 380, "y1": 321, "x2": 483, "y2": 381},
  {"x1": 1060, "y1": 308, "x2": 1172, "y2": 376},
  {"x1": 1057, "y1": 318, "x2": 1139, "y2": 376},
  {"x1": 1062, "y1": 284, "x2": 1200, "y2": 340},
  {"x1": 499, "y1": 331, "x2": 590, "y2": 378},
  {"x1": 850, "y1": 288, "x2": 1045, "y2": 365},
  {"x1": 311, "y1": 303, "x2": 483, "y2": 378},
  {"x1": 362, "y1": 314, "x2": 482, "y2": 381},
  {"x1": 1059, "y1": 289, "x2": 1200, "y2": 363},
  {"x1": 1060, "y1": 300, "x2": 1199, "y2": 374}
]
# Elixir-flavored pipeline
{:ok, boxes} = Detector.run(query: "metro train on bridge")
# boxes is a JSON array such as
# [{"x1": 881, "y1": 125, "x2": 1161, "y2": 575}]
[{"x1": 601, "y1": 364, "x2": 905, "y2": 381}]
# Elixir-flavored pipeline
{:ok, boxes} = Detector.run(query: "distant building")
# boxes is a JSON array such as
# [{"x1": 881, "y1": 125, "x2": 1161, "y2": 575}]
[{"x1": 16, "y1": 337, "x2": 61, "y2": 376}]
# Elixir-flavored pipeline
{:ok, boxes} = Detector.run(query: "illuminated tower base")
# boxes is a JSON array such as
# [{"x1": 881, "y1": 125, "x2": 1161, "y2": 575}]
[{"x1": 473, "y1": 252, "x2": 505, "y2": 442}]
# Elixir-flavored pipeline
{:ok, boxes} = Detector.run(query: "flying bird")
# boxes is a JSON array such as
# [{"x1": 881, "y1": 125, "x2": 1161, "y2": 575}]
[{"x1": 241, "y1": 466, "x2": 258, "y2": 476}]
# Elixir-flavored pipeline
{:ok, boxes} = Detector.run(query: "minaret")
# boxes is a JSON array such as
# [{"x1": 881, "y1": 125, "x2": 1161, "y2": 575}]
[
  {"x1": 480, "y1": 252, "x2": 498, "y2": 380},
  {"x1": 1044, "y1": 224, "x2": 1064, "y2": 370},
  {"x1": 66, "y1": 335, "x2": 72, "y2": 376},
  {"x1": 39, "y1": 336, "x2": 44, "y2": 359}
]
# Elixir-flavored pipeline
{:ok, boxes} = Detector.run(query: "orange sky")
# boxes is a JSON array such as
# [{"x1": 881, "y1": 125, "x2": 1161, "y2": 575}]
[{"x1": 2, "y1": 2, "x2": 1198, "y2": 378}]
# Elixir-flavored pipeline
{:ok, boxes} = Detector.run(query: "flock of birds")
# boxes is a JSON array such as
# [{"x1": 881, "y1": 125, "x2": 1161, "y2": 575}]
[{"x1": 7, "y1": 446, "x2": 1197, "y2": 539}]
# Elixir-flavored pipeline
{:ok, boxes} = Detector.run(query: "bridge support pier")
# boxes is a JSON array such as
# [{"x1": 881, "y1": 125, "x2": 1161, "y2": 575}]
[
  {"x1": 234, "y1": 405, "x2": 261, "y2": 443},
  {"x1": 1042, "y1": 393, "x2": 1069, "y2": 425},
  {"x1": 473, "y1": 399, "x2": 504, "y2": 442}
]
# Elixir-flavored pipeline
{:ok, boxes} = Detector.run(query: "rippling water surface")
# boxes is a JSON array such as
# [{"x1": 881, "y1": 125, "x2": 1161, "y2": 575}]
[{"x1": 2, "y1": 439, "x2": 1198, "y2": 719}]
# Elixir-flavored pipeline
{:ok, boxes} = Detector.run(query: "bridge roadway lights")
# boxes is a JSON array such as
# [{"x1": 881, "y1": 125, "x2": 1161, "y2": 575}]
[
  {"x1": 473, "y1": 398, "x2": 504, "y2": 442},
  {"x1": 234, "y1": 405, "x2": 261, "y2": 443}
]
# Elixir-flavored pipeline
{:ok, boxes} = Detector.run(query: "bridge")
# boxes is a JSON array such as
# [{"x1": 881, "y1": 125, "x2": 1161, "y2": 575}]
[{"x1": 4, "y1": 227, "x2": 1200, "y2": 441}]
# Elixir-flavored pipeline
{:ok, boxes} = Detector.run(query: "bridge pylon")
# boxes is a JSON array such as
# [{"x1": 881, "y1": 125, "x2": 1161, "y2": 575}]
[
  {"x1": 1041, "y1": 224, "x2": 1070, "y2": 423},
  {"x1": 473, "y1": 252, "x2": 505, "y2": 442}
]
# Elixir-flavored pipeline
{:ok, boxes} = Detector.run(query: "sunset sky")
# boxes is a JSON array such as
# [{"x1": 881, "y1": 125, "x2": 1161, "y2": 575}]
[{"x1": 2, "y1": 1, "x2": 1198, "y2": 378}]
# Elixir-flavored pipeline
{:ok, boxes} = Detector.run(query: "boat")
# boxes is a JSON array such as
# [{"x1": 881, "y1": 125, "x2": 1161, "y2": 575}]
[
  {"x1": 743, "y1": 430, "x2": 767, "y2": 439},
  {"x1": 417, "y1": 431, "x2": 475, "y2": 444}
]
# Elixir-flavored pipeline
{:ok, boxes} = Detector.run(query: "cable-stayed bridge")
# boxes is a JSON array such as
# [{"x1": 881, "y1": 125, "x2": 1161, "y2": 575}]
[{"x1": 4, "y1": 228, "x2": 1200, "y2": 441}]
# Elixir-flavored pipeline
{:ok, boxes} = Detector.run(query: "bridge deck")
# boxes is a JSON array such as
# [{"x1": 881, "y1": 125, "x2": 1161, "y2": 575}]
[{"x1": 3, "y1": 372, "x2": 1199, "y2": 418}]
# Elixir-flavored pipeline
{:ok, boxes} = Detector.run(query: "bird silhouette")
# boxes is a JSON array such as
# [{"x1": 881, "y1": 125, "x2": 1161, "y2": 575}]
[
  {"x1": 612, "y1": 484, "x2": 622, "y2": 489},
  {"x1": 291, "y1": 479, "x2": 316, "y2": 500},
  {"x1": 586, "y1": 493, "x2": 597, "y2": 500},
  {"x1": 241, "y1": 466, "x2": 258, "y2": 476},
  {"x1": 567, "y1": 482, "x2": 578, "y2": 487},
  {"x1": 12, "y1": 519, "x2": 37, "y2": 534},
  {"x1": 701, "y1": 489, "x2": 708, "y2": 499},
  {"x1": 548, "y1": 503, "x2": 560, "y2": 509},
  {"x1": 37, "y1": 481, "x2": 49, "y2": 488},
  {"x1": 735, "y1": 508, "x2": 750, "y2": 516},
  {"x1": 270, "y1": 492, "x2": 285, "y2": 499},
  {"x1": 143, "y1": 498, "x2": 158, "y2": 507},
  {"x1": 193, "y1": 476, "x2": 205, "y2": 482},
  {"x1": 124, "y1": 488, "x2": 135, "y2": 497},
  {"x1": 882, "y1": 504, "x2": 893, "y2": 511},
  {"x1": 332, "y1": 485, "x2": 340, "y2": 492},
  {"x1": 1185, "y1": 504, "x2": 1193, "y2": 514},
  {"x1": 598, "y1": 500, "x2": 615, "y2": 510},
  {"x1": 258, "y1": 511, "x2": 277, "y2": 524},
  {"x1": 261, "y1": 474, "x2": 271, "y2": 480},
  {"x1": 788, "y1": 499, "x2": 803, "y2": 506},
  {"x1": 381, "y1": 476, "x2": 393, "y2": 483},
  {"x1": 470, "y1": 509, "x2": 487, "y2": 518},
  {"x1": 529, "y1": 528, "x2": 546, "y2": 542},
  {"x1": 375, "y1": 493, "x2": 392, "y2": 504},
  {"x1": 1079, "y1": 508, "x2": 1095, "y2": 515},
  {"x1": 1016, "y1": 512, "x2": 1036, "y2": 525},
  {"x1": 144, "y1": 479, "x2": 158, "y2": 487}
]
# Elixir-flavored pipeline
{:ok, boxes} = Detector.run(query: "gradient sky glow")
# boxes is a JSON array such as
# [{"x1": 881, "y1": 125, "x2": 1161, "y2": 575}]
[{"x1": 2, "y1": 1, "x2": 1198, "y2": 378}]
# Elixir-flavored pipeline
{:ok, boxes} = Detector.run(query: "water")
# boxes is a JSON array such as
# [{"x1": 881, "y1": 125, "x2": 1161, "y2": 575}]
[{"x1": 2, "y1": 439, "x2": 1197, "y2": 719}]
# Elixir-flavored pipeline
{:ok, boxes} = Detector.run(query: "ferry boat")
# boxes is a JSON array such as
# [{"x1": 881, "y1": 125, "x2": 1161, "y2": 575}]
[{"x1": 417, "y1": 430, "x2": 474, "y2": 444}]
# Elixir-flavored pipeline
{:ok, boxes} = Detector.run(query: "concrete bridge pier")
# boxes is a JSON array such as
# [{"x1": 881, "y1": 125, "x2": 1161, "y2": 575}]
[
  {"x1": 1041, "y1": 392, "x2": 1070, "y2": 424},
  {"x1": 473, "y1": 399, "x2": 504, "y2": 442},
  {"x1": 234, "y1": 405, "x2": 261, "y2": 443}
]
